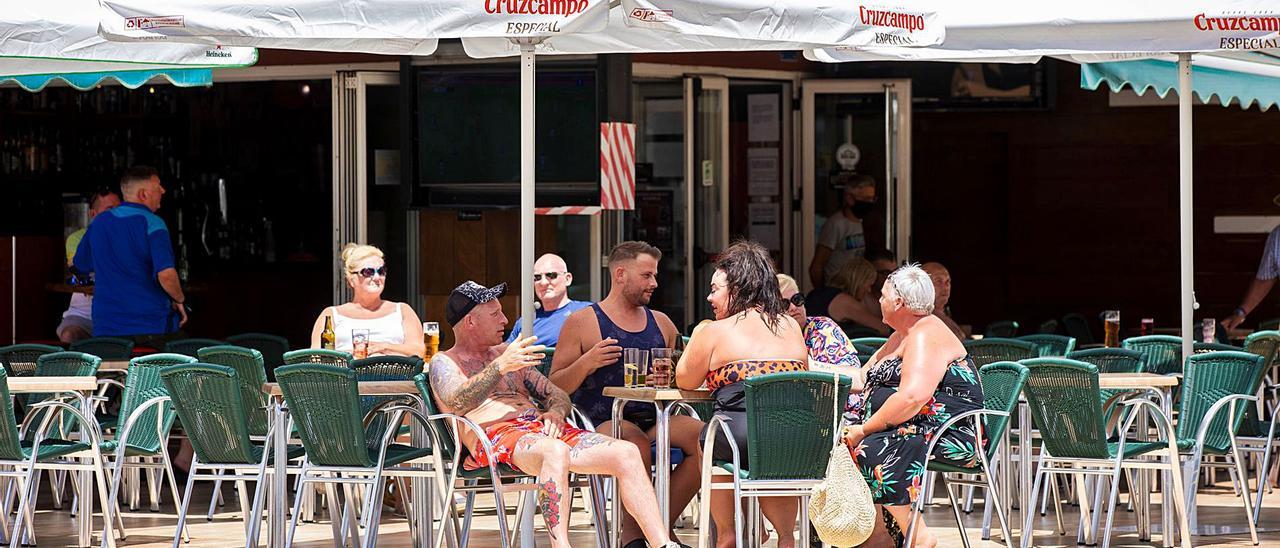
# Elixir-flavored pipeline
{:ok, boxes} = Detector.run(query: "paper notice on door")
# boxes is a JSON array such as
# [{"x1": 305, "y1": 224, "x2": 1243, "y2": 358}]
[
  {"x1": 748, "y1": 203, "x2": 781, "y2": 251},
  {"x1": 747, "y1": 94, "x2": 779, "y2": 143},
  {"x1": 747, "y1": 148, "x2": 779, "y2": 197}
]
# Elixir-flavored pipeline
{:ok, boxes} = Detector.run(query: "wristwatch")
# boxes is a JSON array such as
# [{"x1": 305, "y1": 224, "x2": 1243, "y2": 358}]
[{"x1": 1234, "y1": 306, "x2": 1248, "y2": 318}]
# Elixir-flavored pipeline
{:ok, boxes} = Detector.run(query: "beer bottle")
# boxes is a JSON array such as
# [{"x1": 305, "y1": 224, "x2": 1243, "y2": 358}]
[{"x1": 321, "y1": 314, "x2": 336, "y2": 350}]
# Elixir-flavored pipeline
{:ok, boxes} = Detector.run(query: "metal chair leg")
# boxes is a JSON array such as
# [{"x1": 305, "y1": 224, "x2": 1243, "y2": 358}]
[{"x1": 169, "y1": 466, "x2": 197, "y2": 548}]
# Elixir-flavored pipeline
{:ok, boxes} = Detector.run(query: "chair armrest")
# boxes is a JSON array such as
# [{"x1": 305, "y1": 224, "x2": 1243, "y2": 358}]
[
  {"x1": 26, "y1": 400, "x2": 106, "y2": 451},
  {"x1": 700, "y1": 415, "x2": 742, "y2": 481},
  {"x1": 920, "y1": 408, "x2": 1007, "y2": 470},
  {"x1": 1189, "y1": 394, "x2": 1258, "y2": 449},
  {"x1": 1116, "y1": 398, "x2": 1179, "y2": 457}
]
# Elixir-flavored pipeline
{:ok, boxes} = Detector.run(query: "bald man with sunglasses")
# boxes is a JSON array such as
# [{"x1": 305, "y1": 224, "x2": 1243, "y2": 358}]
[{"x1": 507, "y1": 253, "x2": 591, "y2": 347}]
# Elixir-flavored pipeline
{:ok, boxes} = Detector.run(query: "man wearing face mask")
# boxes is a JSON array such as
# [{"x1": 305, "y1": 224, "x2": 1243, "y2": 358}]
[
  {"x1": 507, "y1": 253, "x2": 591, "y2": 347},
  {"x1": 809, "y1": 175, "x2": 876, "y2": 288}
]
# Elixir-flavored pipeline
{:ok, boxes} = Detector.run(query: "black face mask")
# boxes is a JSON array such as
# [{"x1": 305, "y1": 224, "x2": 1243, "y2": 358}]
[{"x1": 849, "y1": 200, "x2": 875, "y2": 218}]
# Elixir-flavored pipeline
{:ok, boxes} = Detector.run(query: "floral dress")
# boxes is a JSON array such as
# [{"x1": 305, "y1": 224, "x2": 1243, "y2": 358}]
[{"x1": 850, "y1": 355, "x2": 984, "y2": 506}]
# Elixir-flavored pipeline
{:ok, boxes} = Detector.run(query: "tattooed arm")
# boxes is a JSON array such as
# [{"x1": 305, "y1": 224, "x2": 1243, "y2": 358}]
[
  {"x1": 429, "y1": 336, "x2": 545, "y2": 415},
  {"x1": 523, "y1": 369, "x2": 574, "y2": 417}
]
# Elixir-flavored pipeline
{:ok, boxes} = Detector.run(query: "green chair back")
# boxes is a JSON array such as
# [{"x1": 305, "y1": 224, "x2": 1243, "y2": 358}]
[
  {"x1": 850, "y1": 337, "x2": 888, "y2": 350},
  {"x1": 413, "y1": 372, "x2": 460, "y2": 461},
  {"x1": 283, "y1": 348, "x2": 352, "y2": 367},
  {"x1": 976, "y1": 361, "x2": 1029, "y2": 462},
  {"x1": 29, "y1": 352, "x2": 101, "y2": 438},
  {"x1": 1061, "y1": 313, "x2": 1096, "y2": 345},
  {"x1": 1022, "y1": 358, "x2": 1110, "y2": 460},
  {"x1": 1239, "y1": 331, "x2": 1280, "y2": 437},
  {"x1": 160, "y1": 364, "x2": 261, "y2": 464},
  {"x1": 963, "y1": 338, "x2": 1038, "y2": 367},
  {"x1": 114, "y1": 354, "x2": 194, "y2": 454},
  {"x1": 1121, "y1": 335, "x2": 1183, "y2": 376},
  {"x1": 743, "y1": 371, "x2": 851, "y2": 480},
  {"x1": 852, "y1": 343, "x2": 879, "y2": 357},
  {"x1": 275, "y1": 363, "x2": 372, "y2": 467},
  {"x1": 1193, "y1": 342, "x2": 1241, "y2": 354},
  {"x1": 351, "y1": 355, "x2": 424, "y2": 448},
  {"x1": 0, "y1": 344, "x2": 62, "y2": 377},
  {"x1": 1067, "y1": 348, "x2": 1145, "y2": 373},
  {"x1": 0, "y1": 368, "x2": 28, "y2": 461},
  {"x1": 69, "y1": 337, "x2": 134, "y2": 360},
  {"x1": 226, "y1": 333, "x2": 291, "y2": 381},
  {"x1": 1017, "y1": 334, "x2": 1077, "y2": 357},
  {"x1": 536, "y1": 347, "x2": 555, "y2": 378},
  {"x1": 163, "y1": 338, "x2": 225, "y2": 358},
  {"x1": 1176, "y1": 351, "x2": 1265, "y2": 454},
  {"x1": 984, "y1": 320, "x2": 1020, "y2": 338},
  {"x1": 197, "y1": 345, "x2": 270, "y2": 437}
]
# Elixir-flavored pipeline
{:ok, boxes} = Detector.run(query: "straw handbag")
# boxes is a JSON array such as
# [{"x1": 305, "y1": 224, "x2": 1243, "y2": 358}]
[{"x1": 808, "y1": 369, "x2": 876, "y2": 547}]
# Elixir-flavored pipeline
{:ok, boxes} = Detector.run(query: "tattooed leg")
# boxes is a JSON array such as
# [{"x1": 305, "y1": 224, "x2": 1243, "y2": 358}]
[
  {"x1": 567, "y1": 433, "x2": 673, "y2": 547},
  {"x1": 538, "y1": 479, "x2": 565, "y2": 540},
  {"x1": 510, "y1": 436, "x2": 573, "y2": 547}
]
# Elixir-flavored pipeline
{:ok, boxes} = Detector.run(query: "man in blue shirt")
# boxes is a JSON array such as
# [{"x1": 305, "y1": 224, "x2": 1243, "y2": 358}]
[
  {"x1": 73, "y1": 166, "x2": 187, "y2": 346},
  {"x1": 506, "y1": 253, "x2": 590, "y2": 347},
  {"x1": 1224, "y1": 224, "x2": 1280, "y2": 330}
]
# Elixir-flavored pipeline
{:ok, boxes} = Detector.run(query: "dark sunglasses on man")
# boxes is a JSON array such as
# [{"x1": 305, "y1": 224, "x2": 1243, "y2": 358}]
[
  {"x1": 533, "y1": 272, "x2": 564, "y2": 282},
  {"x1": 786, "y1": 293, "x2": 805, "y2": 307},
  {"x1": 352, "y1": 266, "x2": 387, "y2": 278}
]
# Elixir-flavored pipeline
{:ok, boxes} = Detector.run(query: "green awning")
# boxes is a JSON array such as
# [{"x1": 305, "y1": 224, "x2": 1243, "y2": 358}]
[
  {"x1": 1, "y1": 67, "x2": 212, "y2": 92},
  {"x1": 1081, "y1": 54, "x2": 1280, "y2": 111}
]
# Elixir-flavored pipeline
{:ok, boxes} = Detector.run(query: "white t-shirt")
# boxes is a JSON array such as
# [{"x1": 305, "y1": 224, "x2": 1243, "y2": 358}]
[{"x1": 817, "y1": 212, "x2": 866, "y2": 285}]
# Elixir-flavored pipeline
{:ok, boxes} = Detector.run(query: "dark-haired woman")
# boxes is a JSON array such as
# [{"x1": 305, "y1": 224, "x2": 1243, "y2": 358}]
[{"x1": 677, "y1": 240, "x2": 808, "y2": 548}]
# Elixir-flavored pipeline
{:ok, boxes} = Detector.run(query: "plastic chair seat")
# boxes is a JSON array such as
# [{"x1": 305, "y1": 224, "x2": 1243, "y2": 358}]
[
  {"x1": 456, "y1": 462, "x2": 525, "y2": 480},
  {"x1": 714, "y1": 460, "x2": 750, "y2": 479},
  {"x1": 246, "y1": 443, "x2": 308, "y2": 465},
  {"x1": 20, "y1": 439, "x2": 91, "y2": 461},
  {"x1": 382, "y1": 444, "x2": 432, "y2": 467},
  {"x1": 99, "y1": 439, "x2": 164, "y2": 458},
  {"x1": 1106, "y1": 441, "x2": 1166, "y2": 459},
  {"x1": 1175, "y1": 438, "x2": 1231, "y2": 456}
]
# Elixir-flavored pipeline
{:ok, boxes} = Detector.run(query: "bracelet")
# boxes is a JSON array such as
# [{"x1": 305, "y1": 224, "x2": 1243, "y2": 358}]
[{"x1": 1235, "y1": 306, "x2": 1248, "y2": 318}]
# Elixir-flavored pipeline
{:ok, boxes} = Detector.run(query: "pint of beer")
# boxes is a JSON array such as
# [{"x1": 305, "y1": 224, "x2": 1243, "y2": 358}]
[
  {"x1": 1140, "y1": 318, "x2": 1154, "y2": 336},
  {"x1": 1103, "y1": 310, "x2": 1121, "y2": 348},
  {"x1": 423, "y1": 322, "x2": 440, "y2": 360}
]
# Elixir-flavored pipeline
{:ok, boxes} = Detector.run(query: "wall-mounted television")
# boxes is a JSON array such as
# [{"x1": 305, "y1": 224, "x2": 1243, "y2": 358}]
[{"x1": 411, "y1": 65, "x2": 601, "y2": 208}]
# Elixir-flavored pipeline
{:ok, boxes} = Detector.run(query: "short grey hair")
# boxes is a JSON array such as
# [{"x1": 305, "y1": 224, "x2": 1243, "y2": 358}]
[{"x1": 886, "y1": 263, "x2": 935, "y2": 315}]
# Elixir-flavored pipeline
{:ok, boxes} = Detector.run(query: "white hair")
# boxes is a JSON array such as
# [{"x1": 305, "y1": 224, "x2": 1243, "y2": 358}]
[{"x1": 886, "y1": 263, "x2": 935, "y2": 315}]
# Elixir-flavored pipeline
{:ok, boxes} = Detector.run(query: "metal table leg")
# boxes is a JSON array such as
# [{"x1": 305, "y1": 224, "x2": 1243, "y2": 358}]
[
  {"x1": 609, "y1": 398, "x2": 627, "y2": 548},
  {"x1": 1018, "y1": 400, "x2": 1031, "y2": 538},
  {"x1": 270, "y1": 400, "x2": 288, "y2": 548},
  {"x1": 655, "y1": 402, "x2": 674, "y2": 521}
]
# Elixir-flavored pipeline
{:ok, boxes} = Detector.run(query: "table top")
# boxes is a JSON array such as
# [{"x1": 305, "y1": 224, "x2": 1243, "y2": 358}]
[
  {"x1": 100, "y1": 360, "x2": 130, "y2": 371},
  {"x1": 262, "y1": 380, "x2": 419, "y2": 397},
  {"x1": 8, "y1": 376, "x2": 98, "y2": 393},
  {"x1": 1098, "y1": 372, "x2": 1179, "y2": 389},
  {"x1": 603, "y1": 387, "x2": 713, "y2": 401}
]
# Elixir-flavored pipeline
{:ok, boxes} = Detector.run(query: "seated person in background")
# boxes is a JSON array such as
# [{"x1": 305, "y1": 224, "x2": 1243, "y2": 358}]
[
  {"x1": 806, "y1": 257, "x2": 890, "y2": 336},
  {"x1": 309, "y1": 243, "x2": 425, "y2": 357},
  {"x1": 58, "y1": 189, "x2": 121, "y2": 343},
  {"x1": 777, "y1": 273, "x2": 861, "y2": 371},
  {"x1": 922, "y1": 261, "x2": 965, "y2": 340},
  {"x1": 677, "y1": 240, "x2": 810, "y2": 548},
  {"x1": 551, "y1": 241, "x2": 702, "y2": 546},
  {"x1": 865, "y1": 248, "x2": 897, "y2": 299},
  {"x1": 506, "y1": 253, "x2": 591, "y2": 347},
  {"x1": 430, "y1": 281, "x2": 680, "y2": 548}
]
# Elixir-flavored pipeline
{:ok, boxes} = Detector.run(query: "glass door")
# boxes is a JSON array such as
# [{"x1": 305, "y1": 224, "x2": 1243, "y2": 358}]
[
  {"x1": 685, "y1": 75, "x2": 729, "y2": 328},
  {"x1": 800, "y1": 79, "x2": 912, "y2": 291}
]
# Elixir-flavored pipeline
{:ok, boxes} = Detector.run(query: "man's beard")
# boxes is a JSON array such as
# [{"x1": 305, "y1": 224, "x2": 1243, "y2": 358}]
[{"x1": 625, "y1": 286, "x2": 651, "y2": 306}]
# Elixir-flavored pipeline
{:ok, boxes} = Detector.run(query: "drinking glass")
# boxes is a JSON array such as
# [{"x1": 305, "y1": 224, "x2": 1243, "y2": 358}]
[
  {"x1": 1202, "y1": 318, "x2": 1217, "y2": 343},
  {"x1": 352, "y1": 328, "x2": 370, "y2": 359},
  {"x1": 651, "y1": 348, "x2": 674, "y2": 388},
  {"x1": 423, "y1": 322, "x2": 440, "y2": 360},
  {"x1": 623, "y1": 348, "x2": 648, "y2": 388},
  {"x1": 1103, "y1": 310, "x2": 1120, "y2": 348},
  {"x1": 1140, "y1": 318, "x2": 1154, "y2": 336}
]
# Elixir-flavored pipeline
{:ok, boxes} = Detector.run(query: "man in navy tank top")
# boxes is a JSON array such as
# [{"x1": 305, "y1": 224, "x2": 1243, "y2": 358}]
[{"x1": 552, "y1": 241, "x2": 703, "y2": 545}]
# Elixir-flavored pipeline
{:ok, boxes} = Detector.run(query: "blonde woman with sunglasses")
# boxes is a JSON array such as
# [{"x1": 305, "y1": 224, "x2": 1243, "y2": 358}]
[{"x1": 309, "y1": 243, "x2": 426, "y2": 357}]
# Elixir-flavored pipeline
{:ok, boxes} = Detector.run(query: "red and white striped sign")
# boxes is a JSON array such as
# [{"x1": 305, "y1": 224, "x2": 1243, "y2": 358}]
[
  {"x1": 534, "y1": 206, "x2": 602, "y2": 216},
  {"x1": 600, "y1": 122, "x2": 636, "y2": 210}
]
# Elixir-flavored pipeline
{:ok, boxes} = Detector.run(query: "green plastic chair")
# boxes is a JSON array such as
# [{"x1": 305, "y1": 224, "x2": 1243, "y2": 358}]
[
  {"x1": 1018, "y1": 358, "x2": 1188, "y2": 548},
  {"x1": 1174, "y1": 351, "x2": 1265, "y2": 541},
  {"x1": 906, "y1": 362, "x2": 1027, "y2": 548},
  {"x1": 1038, "y1": 319, "x2": 1060, "y2": 334},
  {"x1": 699, "y1": 371, "x2": 850, "y2": 548},
  {"x1": 226, "y1": 333, "x2": 292, "y2": 382},
  {"x1": 852, "y1": 342, "x2": 879, "y2": 357},
  {"x1": 69, "y1": 337, "x2": 134, "y2": 360},
  {"x1": 163, "y1": 338, "x2": 225, "y2": 358},
  {"x1": 963, "y1": 338, "x2": 1037, "y2": 367},
  {"x1": 984, "y1": 320, "x2": 1020, "y2": 338},
  {"x1": 198, "y1": 346, "x2": 270, "y2": 437},
  {"x1": 0, "y1": 366, "x2": 116, "y2": 548},
  {"x1": 535, "y1": 347, "x2": 555, "y2": 378},
  {"x1": 1068, "y1": 348, "x2": 1146, "y2": 421},
  {"x1": 157, "y1": 363, "x2": 304, "y2": 548},
  {"x1": 275, "y1": 363, "x2": 431, "y2": 547},
  {"x1": 1121, "y1": 335, "x2": 1182, "y2": 376},
  {"x1": 28, "y1": 352, "x2": 101, "y2": 435},
  {"x1": 101, "y1": 353, "x2": 195, "y2": 519},
  {"x1": 1241, "y1": 331, "x2": 1280, "y2": 525},
  {"x1": 0, "y1": 344, "x2": 61, "y2": 377},
  {"x1": 850, "y1": 337, "x2": 888, "y2": 350},
  {"x1": 1017, "y1": 334, "x2": 1077, "y2": 357},
  {"x1": 282, "y1": 348, "x2": 352, "y2": 367},
  {"x1": 350, "y1": 355, "x2": 424, "y2": 448}
]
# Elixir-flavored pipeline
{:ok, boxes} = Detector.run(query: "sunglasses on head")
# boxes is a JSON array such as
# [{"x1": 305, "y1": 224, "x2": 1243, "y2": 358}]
[
  {"x1": 352, "y1": 266, "x2": 387, "y2": 278},
  {"x1": 533, "y1": 272, "x2": 563, "y2": 282},
  {"x1": 786, "y1": 293, "x2": 805, "y2": 307}
]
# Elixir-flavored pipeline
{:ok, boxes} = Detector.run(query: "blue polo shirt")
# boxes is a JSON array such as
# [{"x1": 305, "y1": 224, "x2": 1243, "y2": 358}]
[
  {"x1": 72, "y1": 202, "x2": 177, "y2": 336},
  {"x1": 506, "y1": 299, "x2": 591, "y2": 347}
]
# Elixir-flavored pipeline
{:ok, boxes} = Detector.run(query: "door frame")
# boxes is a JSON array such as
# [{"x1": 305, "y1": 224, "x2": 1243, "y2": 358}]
[
  {"x1": 683, "y1": 75, "x2": 730, "y2": 328},
  {"x1": 800, "y1": 78, "x2": 913, "y2": 292}
]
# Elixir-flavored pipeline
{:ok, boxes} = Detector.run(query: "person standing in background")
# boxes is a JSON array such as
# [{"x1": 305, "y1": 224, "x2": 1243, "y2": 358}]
[
  {"x1": 57, "y1": 188, "x2": 121, "y2": 343},
  {"x1": 810, "y1": 175, "x2": 876, "y2": 289}
]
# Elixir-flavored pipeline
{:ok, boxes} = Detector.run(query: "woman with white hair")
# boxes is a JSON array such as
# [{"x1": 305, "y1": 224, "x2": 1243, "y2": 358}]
[
  {"x1": 309, "y1": 243, "x2": 426, "y2": 357},
  {"x1": 842, "y1": 264, "x2": 984, "y2": 548}
]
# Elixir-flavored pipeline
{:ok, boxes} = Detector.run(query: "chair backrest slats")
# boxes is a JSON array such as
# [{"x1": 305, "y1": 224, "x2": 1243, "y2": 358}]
[
  {"x1": 116, "y1": 354, "x2": 194, "y2": 453},
  {"x1": 160, "y1": 364, "x2": 260, "y2": 464},
  {"x1": 977, "y1": 361, "x2": 1029, "y2": 461},
  {"x1": 225, "y1": 333, "x2": 291, "y2": 381},
  {"x1": 963, "y1": 338, "x2": 1038, "y2": 368},
  {"x1": 0, "y1": 368, "x2": 26, "y2": 460},
  {"x1": 1017, "y1": 334, "x2": 1077, "y2": 357},
  {"x1": 1022, "y1": 358, "x2": 1109, "y2": 460},
  {"x1": 414, "y1": 372, "x2": 458, "y2": 460},
  {"x1": 0, "y1": 344, "x2": 61, "y2": 377},
  {"x1": 351, "y1": 356, "x2": 424, "y2": 448},
  {"x1": 68, "y1": 337, "x2": 134, "y2": 360},
  {"x1": 275, "y1": 363, "x2": 371, "y2": 467},
  {"x1": 163, "y1": 338, "x2": 225, "y2": 358},
  {"x1": 197, "y1": 345, "x2": 270, "y2": 437},
  {"x1": 1176, "y1": 351, "x2": 1265, "y2": 453},
  {"x1": 282, "y1": 349, "x2": 352, "y2": 367},
  {"x1": 744, "y1": 371, "x2": 850, "y2": 480},
  {"x1": 1121, "y1": 335, "x2": 1183, "y2": 376}
]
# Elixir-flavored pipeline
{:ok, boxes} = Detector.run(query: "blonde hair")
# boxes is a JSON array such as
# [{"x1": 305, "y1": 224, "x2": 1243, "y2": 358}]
[
  {"x1": 829, "y1": 257, "x2": 876, "y2": 296},
  {"x1": 341, "y1": 243, "x2": 384, "y2": 274},
  {"x1": 776, "y1": 273, "x2": 799, "y2": 295}
]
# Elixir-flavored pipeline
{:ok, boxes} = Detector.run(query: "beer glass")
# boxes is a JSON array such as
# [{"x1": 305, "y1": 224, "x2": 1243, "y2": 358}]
[
  {"x1": 352, "y1": 329, "x2": 370, "y2": 359},
  {"x1": 651, "y1": 348, "x2": 674, "y2": 388},
  {"x1": 423, "y1": 322, "x2": 440, "y2": 360},
  {"x1": 1140, "y1": 318, "x2": 1154, "y2": 336},
  {"x1": 623, "y1": 348, "x2": 648, "y2": 388},
  {"x1": 1202, "y1": 318, "x2": 1217, "y2": 343},
  {"x1": 1103, "y1": 310, "x2": 1120, "y2": 348}
]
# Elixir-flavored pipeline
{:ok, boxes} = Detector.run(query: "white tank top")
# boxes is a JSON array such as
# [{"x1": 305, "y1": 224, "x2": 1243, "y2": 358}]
[{"x1": 331, "y1": 303, "x2": 406, "y2": 352}]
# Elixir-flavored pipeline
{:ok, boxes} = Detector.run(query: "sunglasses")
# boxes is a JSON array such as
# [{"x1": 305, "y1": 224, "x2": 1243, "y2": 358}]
[
  {"x1": 351, "y1": 266, "x2": 387, "y2": 278},
  {"x1": 786, "y1": 293, "x2": 805, "y2": 307},
  {"x1": 533, "y1": 272, "x2": 564, "y2": 282}
]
